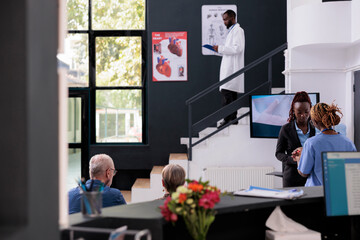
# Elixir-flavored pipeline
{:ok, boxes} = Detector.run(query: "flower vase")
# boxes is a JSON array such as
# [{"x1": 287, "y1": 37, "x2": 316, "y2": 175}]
[
  {"x1": 195, "y1": 233, "x2": 207, "y2": 240},
  {"x1": 159, "y1": 179, "x2": 220, "y2": 240},
  {"x1": 184, "y1": 220, "x2": 208, "y2": 240},
  {"x1": 183, "y1": 211, "x2": 214, "y2": 240}
]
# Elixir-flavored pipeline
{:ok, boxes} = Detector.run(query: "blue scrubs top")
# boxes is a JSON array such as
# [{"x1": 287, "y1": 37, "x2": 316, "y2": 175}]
[{"x1": 298, "y1": 133, "x2": 356, "y2": 186}]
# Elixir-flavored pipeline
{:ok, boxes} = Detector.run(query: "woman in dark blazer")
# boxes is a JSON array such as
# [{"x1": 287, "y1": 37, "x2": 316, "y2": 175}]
[{"x1": 275, "y1": 91, "x2": 316, "y2": 187}]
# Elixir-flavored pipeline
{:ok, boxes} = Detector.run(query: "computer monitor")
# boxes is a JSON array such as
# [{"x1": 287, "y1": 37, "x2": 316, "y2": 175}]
[
  {"x1": 322, "y1": 151, "x2": 360, "y2": 217},
  {"x1": 250, "y1": 93, "x2": 319, "y2": 138}
]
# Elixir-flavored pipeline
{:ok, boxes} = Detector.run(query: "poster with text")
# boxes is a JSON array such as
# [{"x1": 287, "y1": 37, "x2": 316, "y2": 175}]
[
  {"x1": 152, "y1": 31, "x2": 187, "y2": 82},
  {"x1": 201, "y1": 5, "x2": 237, "y2": 55}
]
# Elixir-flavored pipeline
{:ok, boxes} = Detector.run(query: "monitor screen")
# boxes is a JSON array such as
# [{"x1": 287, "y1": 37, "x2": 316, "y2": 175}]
[
  {"x1": 322, "y1": 152, "x2": 360, "y2": 217},
  {"x1": 250, "y1": 93, "x2": 319, "y2": 138}
]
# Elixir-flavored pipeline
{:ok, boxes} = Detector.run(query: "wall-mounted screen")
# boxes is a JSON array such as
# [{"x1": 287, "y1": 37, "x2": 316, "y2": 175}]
[{"x1": 250, "y1": 93, "x2": 319, "y2": 138}]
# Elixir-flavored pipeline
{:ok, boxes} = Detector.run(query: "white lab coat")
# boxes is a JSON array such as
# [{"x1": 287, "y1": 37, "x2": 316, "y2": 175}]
[{"x1": 218, "y1": 23, "x2": 245, "y2": 93}]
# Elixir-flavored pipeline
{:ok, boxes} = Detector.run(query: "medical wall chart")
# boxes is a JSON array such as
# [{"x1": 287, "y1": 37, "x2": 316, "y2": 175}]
[
  {"x1": 152, "y1": 31, "x2": 187, "y2": 82},
  {"x1": 201, "y1": 5, "x2": 237, "y2": 55}
]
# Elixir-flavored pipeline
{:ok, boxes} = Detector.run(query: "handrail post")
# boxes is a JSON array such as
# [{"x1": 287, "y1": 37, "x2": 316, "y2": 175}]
[
  {"x1": 268, "y1": 57, "x2": 273, "y2": 94},
  {"x1": 188, "y1": 104, "x2": 192, "y2": 161}
]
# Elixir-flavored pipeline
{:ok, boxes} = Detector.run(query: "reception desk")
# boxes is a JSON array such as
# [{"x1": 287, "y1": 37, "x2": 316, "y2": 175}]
[{"x1": 63, "y1": 187, "x2": 359, "y2": 240}]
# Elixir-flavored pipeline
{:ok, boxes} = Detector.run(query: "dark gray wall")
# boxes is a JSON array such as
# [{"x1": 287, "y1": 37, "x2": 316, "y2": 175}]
[
  {"x1": 92, "y1": 0, "x2": 287, "y2": 190},
  {"x1": 0, "y1": 0, "x2": 27, "y2": 229},
  {"x1": 0, "y1": 0, "x2": 59, "y2": 239}
]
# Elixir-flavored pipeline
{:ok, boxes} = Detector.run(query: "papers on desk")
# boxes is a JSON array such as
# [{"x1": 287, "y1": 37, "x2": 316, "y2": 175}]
[{"x1": 233, "y1": 186, "x2": 304, "y2": 200}]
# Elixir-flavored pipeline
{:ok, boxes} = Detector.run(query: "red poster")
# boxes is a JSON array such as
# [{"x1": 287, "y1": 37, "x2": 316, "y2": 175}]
[{"x1": 152, "y1": 31, "x2": 187, "y2": 82}]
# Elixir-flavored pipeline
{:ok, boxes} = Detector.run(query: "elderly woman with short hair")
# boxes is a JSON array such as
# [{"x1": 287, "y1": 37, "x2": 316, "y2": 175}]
[{"x1": 161, "y1": 164, "x2": 186, "y2": 199}]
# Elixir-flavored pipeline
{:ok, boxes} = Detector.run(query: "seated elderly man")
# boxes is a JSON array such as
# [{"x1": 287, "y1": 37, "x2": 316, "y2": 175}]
[{"x1": 68, "y1": 154, "x2": 126, "y2": 214}]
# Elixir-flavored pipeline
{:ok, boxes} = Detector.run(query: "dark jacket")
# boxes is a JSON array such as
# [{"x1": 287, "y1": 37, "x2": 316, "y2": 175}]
[{"x1": 275, "y1": 120, "x2": 316, "y2": 187}]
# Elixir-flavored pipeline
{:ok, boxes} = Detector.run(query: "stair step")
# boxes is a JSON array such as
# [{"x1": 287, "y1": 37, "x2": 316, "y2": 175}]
[
  {"x1": 180, "y1": 137, "x2": 207, "y2": 148},
  {"x1": 169, "y1": 153, "x2": 189, "y2": 179},
  {"x1": 271, "y1": 87, "x2": 285, "y2": 94},
  {"x1": 121, "y1": 190, "x2": 131, "y2": 203},
  {"x1": 132, "y1": 178, "x2": 150, "y2": 189},
  {"x1": 199, "y1": 127, "x2": 229, "y2": 138},
  {"x1": 131, "y1": 166, "x2": 168, "y2": 203},
  {"x1": 150, "y1": 166, "x2": 165, "y2": 190},
  {"x1": 150, "y1": 166, "x2": 165, "y2": 175},
  {"x1": 169, "y1": 153, "x2": 188, "y2": 161},
  {"x1": 131, "y1": 177, "x2": 159, "y2": 203}
]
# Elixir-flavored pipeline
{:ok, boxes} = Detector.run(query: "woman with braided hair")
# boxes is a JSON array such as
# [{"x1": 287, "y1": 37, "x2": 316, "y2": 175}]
[{"x1": 293, "y1": 102, "x2": 356, "y2": 186}]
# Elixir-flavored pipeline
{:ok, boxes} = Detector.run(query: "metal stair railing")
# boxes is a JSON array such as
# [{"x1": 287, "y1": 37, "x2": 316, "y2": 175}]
[{"x1": 185, "y1": 43, "x2": 288, "y2": 160}]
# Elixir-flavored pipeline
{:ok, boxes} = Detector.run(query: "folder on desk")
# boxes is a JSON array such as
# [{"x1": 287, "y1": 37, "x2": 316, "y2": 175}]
[{"x1": 233, "y1": 186, "x2": 304, "y2": 200}]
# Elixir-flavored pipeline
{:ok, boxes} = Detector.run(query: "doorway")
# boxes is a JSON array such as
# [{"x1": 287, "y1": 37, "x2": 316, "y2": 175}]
[{"x1": 68, "y1": 91, "x2": 89, "y2": 190}]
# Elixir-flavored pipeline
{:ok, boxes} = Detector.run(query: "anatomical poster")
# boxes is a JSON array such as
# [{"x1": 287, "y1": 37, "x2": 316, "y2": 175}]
[
  {"x1": 201, "y1": 5, "x2": 237, "y2": 55},
  {"x1": 152, "y1": 31, "x2": 187, "y2": 82}
]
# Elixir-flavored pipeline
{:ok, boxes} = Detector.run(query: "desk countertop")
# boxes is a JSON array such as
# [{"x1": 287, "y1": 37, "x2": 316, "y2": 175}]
[
  {"x1": 65, "y1": 186, "x2": 360, "y2": 240},
  {"x1": 69, "y1": 186, "x2": 323, "y2": 226}
]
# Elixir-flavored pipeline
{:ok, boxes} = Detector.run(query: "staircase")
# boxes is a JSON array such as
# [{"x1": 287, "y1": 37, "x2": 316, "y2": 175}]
[
  {"x1": 182, "y1": 103, "x2": 282, "y2": 182},
  {"x1": 129, "y1": 103, "x2": 283, "y2": 203},
  {"x1": 128, "y1": 43, "x2": 288, "y2": 203},
  {"x1": 130, "y1": 153, "x2": 188, "y2": 203}
]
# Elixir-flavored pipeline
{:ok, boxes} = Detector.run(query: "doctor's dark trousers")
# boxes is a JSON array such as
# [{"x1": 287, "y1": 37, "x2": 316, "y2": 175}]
[{"x1": 221, "y1": 89, "x2": 238, "y2": 122}]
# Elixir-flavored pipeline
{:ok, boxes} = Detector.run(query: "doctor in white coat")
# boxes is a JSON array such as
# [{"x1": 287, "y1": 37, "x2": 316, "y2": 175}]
[{"x1": 213, "y1": 10, "x2": 245, "y2": 128}]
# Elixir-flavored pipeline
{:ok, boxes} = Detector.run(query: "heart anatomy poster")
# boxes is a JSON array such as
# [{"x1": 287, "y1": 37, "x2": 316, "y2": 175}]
[
  {"x1": 201, "y1": 5, "x2": 237, "y2": 55},
  {"x1": 152, "y1": 31, "x2": 187, "y2": 82}
]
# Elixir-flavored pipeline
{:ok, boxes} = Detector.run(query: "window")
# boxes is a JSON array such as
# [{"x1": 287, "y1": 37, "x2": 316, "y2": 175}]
[
  {"x1": 92, "y1": 0, "x2": 145, "y2": 30},
  {"x1": 67, "y1": 93, "x2": 89, "y2": 186},
  {"x1": 96, "y1": 90, "x2": 142, "y2": 142},
  {"x1": 68, "y1": 97, "x2": 82, "y2": 143},
  {"x1": 65, "y1": 0, "x2": 146, "y2": 144},
  {"x1": 61, "y1": 34, "x2": 89, "y2": 87},
  {"x1": 63, "y1": 0, "x2": 146, "y2": 182},
  {"x1": 95, "y1": 36, "x2": 143, "y2": 142}
]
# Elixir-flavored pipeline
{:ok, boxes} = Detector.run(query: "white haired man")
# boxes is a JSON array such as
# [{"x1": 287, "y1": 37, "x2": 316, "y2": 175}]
[{"x1": 68, "y1": 154, "x2": 126, "y2": 214}]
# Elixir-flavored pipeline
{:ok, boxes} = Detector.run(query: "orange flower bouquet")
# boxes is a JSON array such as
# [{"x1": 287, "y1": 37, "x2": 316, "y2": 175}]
[{"x1": 159, "y1": 179, "x2": 221, "y2": 240}]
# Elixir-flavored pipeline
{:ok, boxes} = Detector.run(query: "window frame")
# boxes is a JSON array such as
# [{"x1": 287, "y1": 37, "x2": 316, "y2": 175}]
[
  {"x1": 68, "y1": 90, "x2": 90, "y2": 179},
  {"x1": 67, "y1": 0, "x2": 147, "y2": 145}
]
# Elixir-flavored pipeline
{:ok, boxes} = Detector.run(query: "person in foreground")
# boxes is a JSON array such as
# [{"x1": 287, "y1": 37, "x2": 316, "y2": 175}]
[
  {"x1": 293, "y1": 102, "x2": 357, "y2": 186},
  {"x1": 68, "y1": 154, "x2": 126, "y2": 214},
  {"x1": 161, "y1": 164, "x2": 186, "y2": 199},
  {"x1": 275, "y1": 91, "x2": 316, "y2": 187},
  {"x1": 213, "y1": 9, "x2": 245, "y2": 128}
]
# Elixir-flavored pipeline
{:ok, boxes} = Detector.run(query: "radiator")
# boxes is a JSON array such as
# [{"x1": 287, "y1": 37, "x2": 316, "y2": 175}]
[{"x1": 203, "y1": 167, "x2": 275, "y2": 192}]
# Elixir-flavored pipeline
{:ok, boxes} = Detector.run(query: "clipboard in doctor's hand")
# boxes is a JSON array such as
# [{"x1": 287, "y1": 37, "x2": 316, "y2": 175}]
[{"x1": 202, "y1": 44, "x2": 216, "y2": 52}]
